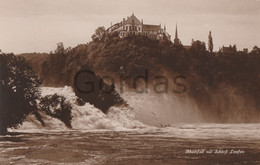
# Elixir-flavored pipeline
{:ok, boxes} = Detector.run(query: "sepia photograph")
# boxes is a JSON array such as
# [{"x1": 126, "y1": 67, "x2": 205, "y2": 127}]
[{"x1": 0, "y1": 0, "x2": 260, "y2": 164}]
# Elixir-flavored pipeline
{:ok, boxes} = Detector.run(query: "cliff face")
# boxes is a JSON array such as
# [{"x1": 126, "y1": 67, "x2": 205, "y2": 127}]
[{"x1": 73, "y1": 65, "x2": 126, "y2": 113}]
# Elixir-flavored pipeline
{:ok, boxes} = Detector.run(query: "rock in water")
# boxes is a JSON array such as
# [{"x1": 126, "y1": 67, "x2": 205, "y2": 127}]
[{"x1": 73, "y1": 66, "x2": 126, "y2": 113}]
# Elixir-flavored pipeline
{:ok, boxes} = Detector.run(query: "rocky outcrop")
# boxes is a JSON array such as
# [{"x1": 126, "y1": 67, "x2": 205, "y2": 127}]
[{"x1": 73, "y1": 66, "x2": 126, "y2": 113}]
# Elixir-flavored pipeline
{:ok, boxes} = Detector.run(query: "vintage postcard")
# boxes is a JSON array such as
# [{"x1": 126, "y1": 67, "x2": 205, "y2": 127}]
[{"x1": 0, "y1": 0, "x2": 260, "y2": 164}]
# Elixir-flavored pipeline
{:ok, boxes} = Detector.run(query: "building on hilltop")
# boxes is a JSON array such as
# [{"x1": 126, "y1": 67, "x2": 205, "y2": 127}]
[
  {"x1": 106, "y1": 13, "x2": 171, "y2": 41},
  {"x1": 219, "y1": 45, "x2": 237, "y2": 54}
]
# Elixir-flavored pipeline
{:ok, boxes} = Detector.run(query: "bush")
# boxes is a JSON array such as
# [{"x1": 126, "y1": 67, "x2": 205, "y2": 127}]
[
  {"x1": 0, "y1": 53, "x2": 42, "y2": 134},
  {"x1": 39, "y1": 94, "x2": 72, "y2": 128}
]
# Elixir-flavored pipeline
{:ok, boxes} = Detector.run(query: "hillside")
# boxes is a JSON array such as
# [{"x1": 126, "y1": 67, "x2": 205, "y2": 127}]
[
  {"x1": 20, "y1": 52, "x2": 49, "y2": 75},
  {"x1": 20, "y1": 33, "x2": 260, "y2": 122}
]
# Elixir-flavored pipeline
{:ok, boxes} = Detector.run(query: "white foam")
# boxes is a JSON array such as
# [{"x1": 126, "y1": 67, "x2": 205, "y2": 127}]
[
  {"x1": 120, "y1": 87, "x2": 203, "y2": 126},
  {"x1": 12, "y1": 86, "x2": 146, "y2": 132}
]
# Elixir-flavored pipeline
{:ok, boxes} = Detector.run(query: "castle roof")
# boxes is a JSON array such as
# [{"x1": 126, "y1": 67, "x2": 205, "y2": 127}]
[
  {"x1": 143, "y1": 24, "x2": 161, "y2": 31},
  {"x1": 125, "y1": 14, "x2": 142, "y2": 24},
  {"x1": 220, "y1": 46, "x2": 235, "y2": 53}
]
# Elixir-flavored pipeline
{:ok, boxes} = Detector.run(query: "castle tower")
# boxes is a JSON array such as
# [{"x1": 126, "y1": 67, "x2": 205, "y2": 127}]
[{"x1": 174, "y1": 24, "x2": 181, "y2": 45}]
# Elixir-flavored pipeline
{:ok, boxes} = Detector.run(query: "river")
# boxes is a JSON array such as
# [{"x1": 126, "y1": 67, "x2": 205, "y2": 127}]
[
  {"x1": 0, "y1": 87, "x2": 259, "y2": 164},
  {"x1": 1, "y1": 124, "x2": 260, "y2": 164}
]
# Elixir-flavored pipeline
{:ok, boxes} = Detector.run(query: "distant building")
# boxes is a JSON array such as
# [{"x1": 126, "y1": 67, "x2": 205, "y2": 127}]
[
  {"x1": 243, "y1": 48, "x2": 248, "y2": 54},
  {"x1": 107, "y1": 13, "x2": 171, "y2": 41},
  {"x1": 219, "y1": 45, "x2": 237, "y2": 54},
  {"x1": 183, "y1": 45, "x2": 191, "y2": 50},
  {"x1": 173, "y1": 24, "x2": 191, "y2": 49}
]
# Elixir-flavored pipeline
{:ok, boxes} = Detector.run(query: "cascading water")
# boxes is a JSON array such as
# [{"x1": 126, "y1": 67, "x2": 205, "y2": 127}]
[
  {"x1": 13, "y1": 86, "x2": 146, "y2": 132},
  {"x1": 13, "y1": 84, "x2": 204, "y2": 132},
  {"x1": 120, "y1": 89, "x2": 203, "y2": 126}
]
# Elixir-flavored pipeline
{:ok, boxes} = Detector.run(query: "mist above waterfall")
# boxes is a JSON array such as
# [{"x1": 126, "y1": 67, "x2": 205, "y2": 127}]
[{"x1": 121, "y1": 90, "x2": 202, "y2": 126}]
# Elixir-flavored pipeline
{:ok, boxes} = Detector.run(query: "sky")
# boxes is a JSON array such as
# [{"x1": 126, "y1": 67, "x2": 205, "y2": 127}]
[{"x1": 0, "y1": 0, "x2": 259, "y2": 54}]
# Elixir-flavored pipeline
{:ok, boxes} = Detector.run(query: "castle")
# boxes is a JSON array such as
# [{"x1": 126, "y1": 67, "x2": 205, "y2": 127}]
[{"x1": 107, "y1": 13, "x2": 172, "y2": 41}]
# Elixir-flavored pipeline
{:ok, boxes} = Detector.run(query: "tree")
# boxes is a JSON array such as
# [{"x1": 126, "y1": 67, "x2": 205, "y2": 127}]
[
  {"x1": 190, "y1": 40, "x2": 207, "y2": 55},
  {"x1": 208, "y1": 31, "x2": 213, "y2": 53},
  {"x1": 233, "y1": 44, "x2": 237, "y2": 52},
  {"x1": 250, "y1": 46, "x2": 260, "y2": 55},
  {"x1": 0, "y1": 53, "x2": 42, "y2": 134},
  {"x1": 40, "y1": 42, "x2": 68, "y2": 86},
  {"x1": 92, "y1": 26, "x2": 106, "y2": 41},
  {"x1": 55, "y1": 42, "x2": 65, "y2": 54},
  {"x1": 39, "y1": 94, "x2": 72, "y2": 128}
]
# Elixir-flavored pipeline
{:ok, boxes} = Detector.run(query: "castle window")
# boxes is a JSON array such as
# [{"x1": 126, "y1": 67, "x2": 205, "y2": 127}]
[
  {"x1": 138, "y1": 27, "x2": 141, "y2": 31},
  {"x1": 126, "y1": 26, "x2": 128, "y2": 31}
]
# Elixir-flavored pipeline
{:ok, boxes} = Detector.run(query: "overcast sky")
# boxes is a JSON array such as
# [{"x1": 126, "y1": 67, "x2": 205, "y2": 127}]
[{"x1": 0, "y1": 0, "x2": 259, "y2": 54}]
